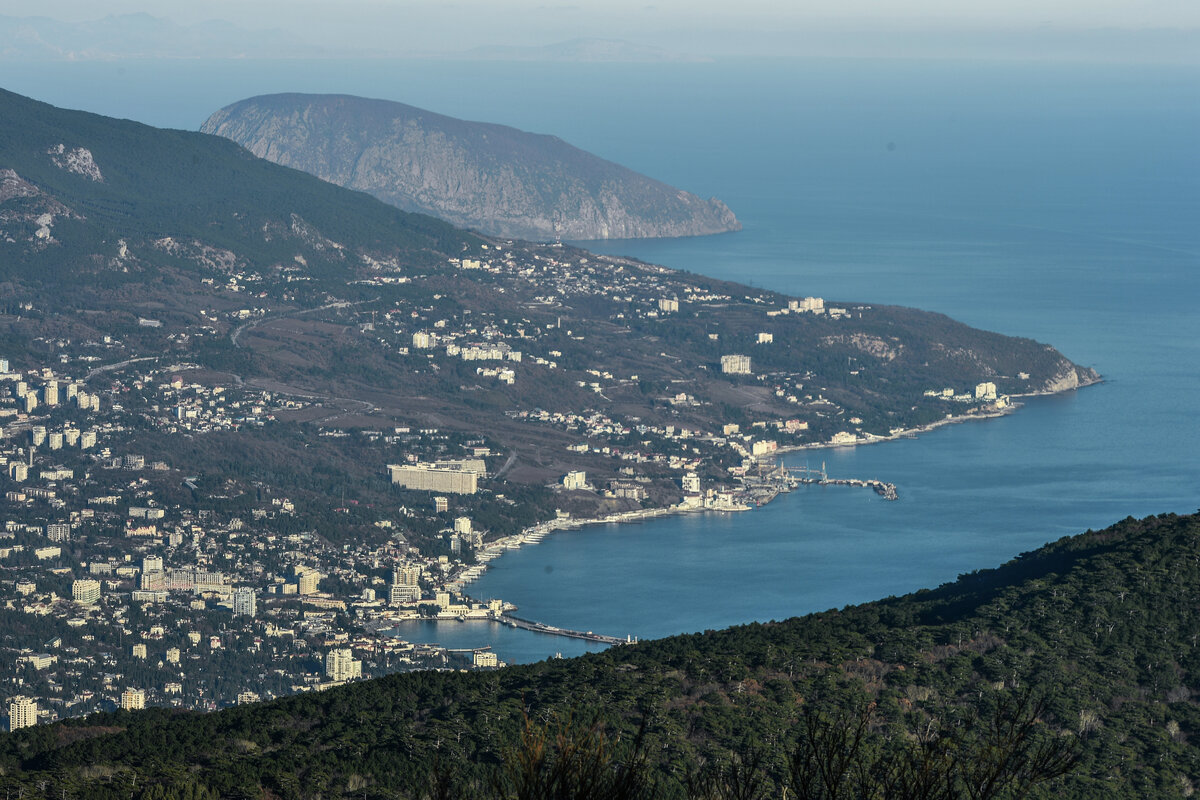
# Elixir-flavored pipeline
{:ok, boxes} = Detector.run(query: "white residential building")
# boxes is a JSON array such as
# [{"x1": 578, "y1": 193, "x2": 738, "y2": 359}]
[
  {"x1": 8, "y1": 696, "x2": 36, "y2": 731},
  {"x1": 325, "y1": 648, "x2": 362, "y2": 682},
  {"x1": 120, "y1": 689, "x2": 145, "y2": 711},
  {"x1": 720, "y1": 354, "x2": 752, "y2": 375},
  {"x1": 233, "y1": 586, "x2": 257, "y2": 617},
  {"x1": 72, "y1": 578, "x2": 101, "y2": 605}
]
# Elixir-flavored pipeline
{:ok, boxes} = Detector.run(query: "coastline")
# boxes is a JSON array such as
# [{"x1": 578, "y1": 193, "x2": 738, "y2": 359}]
[
  {"x1": 449, "y1": 375, "x2": 1103, "y2": 611},
  {"x1": 776, "y1": 405, "x2": 1016, "y2": 455},
  {"x1": 778, "y1": 373, "x2": 1103, "y2": 455},
  {"x1": 449, "y1": 504, "x2": 693, "y2": 594}
]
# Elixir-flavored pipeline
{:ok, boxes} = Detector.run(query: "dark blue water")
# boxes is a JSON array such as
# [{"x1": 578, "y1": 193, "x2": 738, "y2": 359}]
[{"x1": 10, "y1": 58, "x2": 1198, "y2": 663}]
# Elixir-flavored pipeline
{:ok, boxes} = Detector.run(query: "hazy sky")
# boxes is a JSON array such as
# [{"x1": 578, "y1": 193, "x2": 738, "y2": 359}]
[{"x1": 8, "y1": 0, "x2": 1200, "y2": 61}]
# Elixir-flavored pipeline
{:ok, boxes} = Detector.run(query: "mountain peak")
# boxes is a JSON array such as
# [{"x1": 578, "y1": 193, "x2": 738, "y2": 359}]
[{"x1": 202, "y1": 93, "x2": 740, "y2": 242}]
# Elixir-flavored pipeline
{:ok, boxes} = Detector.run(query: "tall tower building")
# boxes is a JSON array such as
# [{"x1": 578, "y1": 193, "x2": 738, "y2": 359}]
[
  {"x1": 232, "y1": 586, "x2": 256, "y2": 617},
  {"x1": 393, "y1": 565, "x2": 422, "y2": 586},
  {"x1": 8, "y1": 696, "x2": 36, "y2": 731}
]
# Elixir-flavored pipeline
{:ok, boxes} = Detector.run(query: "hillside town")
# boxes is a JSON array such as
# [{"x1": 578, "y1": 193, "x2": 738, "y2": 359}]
[
  {"x1": 0, "y1": 235, "x2": 1050, "y2": 735},
  {"x1": 0, "y1": 333, "x2": 1021, "y2": 732}
]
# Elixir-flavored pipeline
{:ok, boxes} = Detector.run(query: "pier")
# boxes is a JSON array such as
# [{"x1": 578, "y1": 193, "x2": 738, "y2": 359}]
[
  {"x1": 786, "y1": 464, "x2": 899, "y2": 500},
  {"x1": 498, "y1": 614, "x2": 632, "y2": 646}
]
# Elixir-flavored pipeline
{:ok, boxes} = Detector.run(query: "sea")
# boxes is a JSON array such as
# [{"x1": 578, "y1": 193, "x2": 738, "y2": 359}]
[{"x1": 9, "y1": 57, "x2": 1198, "y2": 663}]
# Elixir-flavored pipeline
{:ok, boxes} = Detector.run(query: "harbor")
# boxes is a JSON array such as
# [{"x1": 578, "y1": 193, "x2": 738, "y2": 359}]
[
  {"x1": 447, "y1": 460, "x2": 901, "y2": 600},
  {"x1": 735, "y1": 460, "x2": 899, "y2": 506}
]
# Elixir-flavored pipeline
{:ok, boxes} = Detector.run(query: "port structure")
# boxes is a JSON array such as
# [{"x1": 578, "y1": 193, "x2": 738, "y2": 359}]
[{"x1": 785, "y1": 463, "x2": 898, "y2": 500}]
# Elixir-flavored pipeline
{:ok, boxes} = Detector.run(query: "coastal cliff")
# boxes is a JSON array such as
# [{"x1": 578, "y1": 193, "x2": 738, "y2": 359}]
[{"x1": 201, "y1": 93, "x2": 741, "y2": 241}]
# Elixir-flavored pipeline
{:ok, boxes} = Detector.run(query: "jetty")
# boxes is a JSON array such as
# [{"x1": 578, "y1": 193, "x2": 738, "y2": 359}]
[
  {"x1": 785, "y1": 463, "x2": 899, "y2": 500},
  {"x1": 498, "y1": 613, "x2": 632, "y2": 646}
]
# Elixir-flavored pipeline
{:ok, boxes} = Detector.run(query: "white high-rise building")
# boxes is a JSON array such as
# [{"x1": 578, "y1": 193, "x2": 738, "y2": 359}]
[
  {"x1": 720, "y1": 354, "x2": 752, "y2": 375},
  {"x1": 232, "y1": 586, "x2": 256, "y2": 617},
  {"x1": 393, "y1": 565, "x2": 421, "y2": 586},
  {"x1": 788, "y1": 297, "x2": 825, "y2": 313},
  {"x1": 8, "y1": 696, "x2": 36, "y2": 731},
  {"x1": 72, "y1": 578, "x2": 101, "y2": 605},
  {"x1": 120, "y1": 688, "x2": 145, "y2": 711},
  {"x1": 974, "y1": 381, "x2": 998, "y2": 401},
  {"x1": 325, "y1": 648, "x2": 362, "y2": 682},
  {"x1": 296, "y1": 568, "x2": 320, "y2": 595}
]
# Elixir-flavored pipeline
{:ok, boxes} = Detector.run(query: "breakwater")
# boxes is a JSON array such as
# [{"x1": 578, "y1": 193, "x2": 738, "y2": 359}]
[
  {"x1": 498, "y1": 614, "x2": 631, "y2": 646},
  {"x1": 785, "y1": 466, "x2": 898, "y2": 500}
]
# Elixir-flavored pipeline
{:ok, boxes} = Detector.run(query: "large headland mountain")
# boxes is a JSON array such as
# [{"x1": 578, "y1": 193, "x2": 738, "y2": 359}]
[
  {"x1": 200, "y1": 92, "x2": 742, "y2": 241},
  {"x1": 1, "y1": 510, "x2": 1198, "y2": 797}
]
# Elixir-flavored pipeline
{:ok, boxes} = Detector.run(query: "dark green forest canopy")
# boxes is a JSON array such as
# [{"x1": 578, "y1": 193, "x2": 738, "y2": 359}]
[
  {"x1": 2, "y1": 510, "x2": 1199, "y2": 798},
  {"x1": 0, "y1": 87, "x2": 470, "y2": 262}
]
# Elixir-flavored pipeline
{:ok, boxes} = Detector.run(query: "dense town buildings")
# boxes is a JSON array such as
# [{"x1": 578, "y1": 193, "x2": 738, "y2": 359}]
[{"x1": 0, "y1": 242, "x2": 1026, "y2": 724}]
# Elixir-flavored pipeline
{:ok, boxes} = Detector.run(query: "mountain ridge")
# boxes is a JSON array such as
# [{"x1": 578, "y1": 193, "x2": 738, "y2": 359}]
[{"x1": 201, "y1": 92, "x2": 741, "y2": 241}]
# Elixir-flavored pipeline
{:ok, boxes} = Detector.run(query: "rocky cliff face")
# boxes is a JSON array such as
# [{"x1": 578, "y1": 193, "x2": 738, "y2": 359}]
[
  {"x1": 1041, "y1": 360, "x2": 1101, "y2": 394},
  {"x1": 201, "y1": 94, "x2": 741, "y2": 242}
]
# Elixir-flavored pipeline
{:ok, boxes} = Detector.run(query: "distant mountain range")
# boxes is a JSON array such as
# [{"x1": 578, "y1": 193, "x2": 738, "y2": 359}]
[
  {"x1": 0, "y1": 13, "x2": 707, "y2": 64},
  {"x1": 464, "y1": 37, "x2": 711, "y2": 63},
  {"x1": 201, "y1": 93, "x2": 741, "y2": 241},
  {"x1": 0, "y1": 13, "x2": 305, "y2": 60}
]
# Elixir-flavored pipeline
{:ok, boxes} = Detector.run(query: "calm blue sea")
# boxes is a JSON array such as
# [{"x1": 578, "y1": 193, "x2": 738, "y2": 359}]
[{"x1": 8, "y1": 58, "x2": 1197, "y2": 663}]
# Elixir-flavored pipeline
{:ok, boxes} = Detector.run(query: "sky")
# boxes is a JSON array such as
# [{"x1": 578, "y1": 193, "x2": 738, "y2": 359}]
[{"x1": 3, "y1": 0, "x2": 1200, "y2": 62}]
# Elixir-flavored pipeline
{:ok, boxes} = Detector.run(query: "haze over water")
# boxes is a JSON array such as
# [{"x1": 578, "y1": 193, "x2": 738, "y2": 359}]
[{"x1": 12, "y1": 57, "x2": 1197, "y2": 662}]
